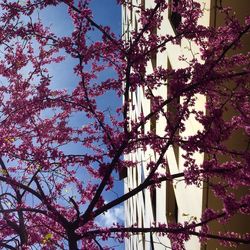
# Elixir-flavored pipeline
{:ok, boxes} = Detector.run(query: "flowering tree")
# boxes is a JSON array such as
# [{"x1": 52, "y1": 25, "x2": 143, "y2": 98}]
[{"x1": 0, "y1": 0, "x2": 249, "y2": 249}]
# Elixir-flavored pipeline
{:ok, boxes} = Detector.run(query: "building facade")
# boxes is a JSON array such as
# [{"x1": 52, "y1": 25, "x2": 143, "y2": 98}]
[{"x1": 122, "y1": 1, "x2": 249, "y2": 249}]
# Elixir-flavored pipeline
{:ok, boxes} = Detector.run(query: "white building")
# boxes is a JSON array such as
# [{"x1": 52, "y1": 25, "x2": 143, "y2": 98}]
[{"x1": 122, "y1": 1, "x2": 249, "y2": 249}]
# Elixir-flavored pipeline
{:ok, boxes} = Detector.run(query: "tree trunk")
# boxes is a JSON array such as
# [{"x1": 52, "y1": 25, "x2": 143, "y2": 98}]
[{"x1": 68, "y1": 233, "x2": 78, "y2": 250}]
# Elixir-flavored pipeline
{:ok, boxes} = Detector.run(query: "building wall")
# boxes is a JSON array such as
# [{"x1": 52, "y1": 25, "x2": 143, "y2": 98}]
[
  {"x1": 202, "y1": 1, "x2": 250, "y2": 250},
  {"x1": 123, "y1": 1, "x2": 249, "y2": 249}
]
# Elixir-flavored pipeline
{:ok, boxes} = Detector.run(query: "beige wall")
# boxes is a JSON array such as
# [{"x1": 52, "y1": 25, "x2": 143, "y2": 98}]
[{"x1": 202, "y1": 1, "x2": 250, "y2": 250}]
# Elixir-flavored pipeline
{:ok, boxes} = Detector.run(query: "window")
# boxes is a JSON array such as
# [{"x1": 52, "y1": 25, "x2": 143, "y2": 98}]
[
  {"x1": 169, "y1": 0, "x2": 182, "y2": 32},
  {"x1": 119, "y1": 168, "x2": 127, "y2": 179},
  {"x1": 167, "y1": 59, "x2": 180, "y2": 164},
  {"x1": 166, "y1": 179, "x2": 178, "y2": 223},
  {"x1": 151, "y1": 50, "x2": 157, "y2": 70},
  {"x1": 150, "y1": 25, "x2": 157, "y2": 69},
  {"x1": 150, "y1": 100, "x2": 157, "y2": 134},
  {"x1": 150, "y1": 188, "x2": 156, "y2": 221},
  {"x1": 141, "y1": 0, "x2": 145, "y2": 10}
]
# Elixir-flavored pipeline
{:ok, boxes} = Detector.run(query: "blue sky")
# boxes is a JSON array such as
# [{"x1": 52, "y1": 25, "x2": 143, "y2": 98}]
[
  {"x1": 1, "y1": 0, "x2": 123, "y2": 247},
  {"x1": 39, "y1": 1, "x2": 125, "y2": 248}
]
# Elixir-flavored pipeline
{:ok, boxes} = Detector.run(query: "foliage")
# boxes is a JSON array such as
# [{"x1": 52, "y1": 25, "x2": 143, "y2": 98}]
[{"x1": 0, "y1": 0, "x2": 249, "y2": 249}]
